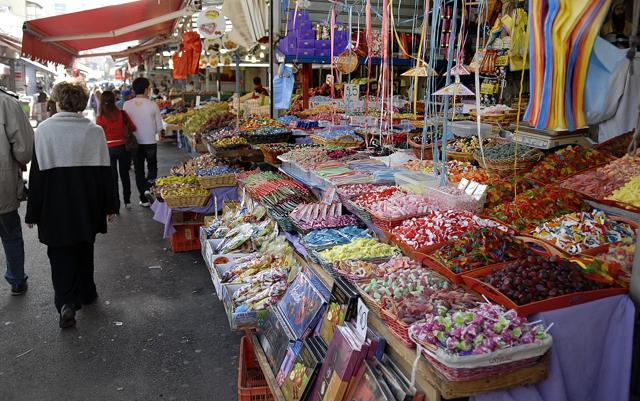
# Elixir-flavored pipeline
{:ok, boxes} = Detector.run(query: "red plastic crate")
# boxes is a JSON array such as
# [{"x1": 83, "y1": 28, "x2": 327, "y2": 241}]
[
  {"x1": 238, "y1": 336, "x2": 275, "y2": 401},
  {"x1": 170, "y1": 223, "x2": 202, "y2": 252}
]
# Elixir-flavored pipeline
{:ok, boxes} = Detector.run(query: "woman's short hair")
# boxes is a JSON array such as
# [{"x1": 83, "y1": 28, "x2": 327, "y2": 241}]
[{"x1": 51, "y1": 80, "x2": 89, "y2": 112}]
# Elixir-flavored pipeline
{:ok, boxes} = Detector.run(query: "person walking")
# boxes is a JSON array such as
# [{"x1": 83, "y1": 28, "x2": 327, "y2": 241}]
[
  {"x1": 123, "y1": 77, "x2": 163, "y2": 207},
  {"x1": 25, "y1": 80, "x2": 118, "y2": 328},
  {"x1": 96, "y1": 90, "x2": 136, "y2": 211},
  {"x1": 89, "y1": 88, "x2": 101, "y2": 119},
  {"x1": 0, "y1": 89, "x2": 34, "y2": 296}
]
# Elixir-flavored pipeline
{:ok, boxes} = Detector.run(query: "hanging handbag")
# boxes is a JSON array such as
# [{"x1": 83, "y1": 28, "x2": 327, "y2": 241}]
[{"x1": 122, "y1": 111, "x2": 138, "y2": 152}]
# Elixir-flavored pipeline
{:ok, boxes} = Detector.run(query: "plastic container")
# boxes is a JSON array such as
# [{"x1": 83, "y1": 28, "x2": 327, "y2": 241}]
[
  {"x1": 238, "y1": 336, "x2": 275, "y2": 401},
  {"x1": 394, "y1": 171, "x2": 440, "y2": 195},
  {"x1": 447, "y1": 120, "x2": 494, "y2": 138},
  {"x1": 170, "y1": 224, "x2": 202, "y2": 252},
  {"x1": 422, "y1": 183, "x2": 486, "y2": 214}
]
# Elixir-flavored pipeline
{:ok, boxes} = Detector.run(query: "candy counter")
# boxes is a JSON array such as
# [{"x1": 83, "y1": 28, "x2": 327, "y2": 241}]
[{"x1": 188, "y1": 137, "x2": 638, "y2": 401}]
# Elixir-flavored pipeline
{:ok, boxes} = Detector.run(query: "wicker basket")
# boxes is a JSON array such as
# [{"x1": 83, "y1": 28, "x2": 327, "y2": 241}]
[
  {"x1": 474, "y1": 150, "x2": 543, "y2": 176},
  {"x1": 356, "y1": 284, "x2": 385, "y2": 319},
  {"x1": 259, "y1": 144, "x2": 289, "y2": 165},
  {"x1": 446, "y1": 150, "x2": 475, "y2": 162},
  {"x1": 162, "y1": 191, "x2": 211, "y2": 209},
  {"x1": 197, "y1": 174, "x2": 237, "y2": 189},
  {"x1": 244, "y1": 131, "x2": 292, "y2": 145},
  {"x1": 379, "y1": 297, "x2": 415, "y2": 348},
  {"x1": 311, "y1": 134, "x2": 363, "y2": 148},
  {"x1": 408, "y1": 137, "x2": 449, "y2": 160}
]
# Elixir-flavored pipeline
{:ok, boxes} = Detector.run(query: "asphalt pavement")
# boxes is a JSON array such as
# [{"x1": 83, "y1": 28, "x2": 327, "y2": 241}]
[{"x1": 0, "y1": 142, "x2": 242, "y2": 401}]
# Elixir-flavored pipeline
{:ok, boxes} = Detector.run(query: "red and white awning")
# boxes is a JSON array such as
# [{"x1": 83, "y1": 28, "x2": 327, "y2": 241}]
[{"x1": 22, "y1": 0, "x2": 192, "y2": 66}]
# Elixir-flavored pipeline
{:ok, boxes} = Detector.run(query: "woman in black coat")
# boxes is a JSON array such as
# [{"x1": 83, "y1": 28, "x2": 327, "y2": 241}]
[{"x1": 26, "y1": 80, "x2": 118, "y2": 328}]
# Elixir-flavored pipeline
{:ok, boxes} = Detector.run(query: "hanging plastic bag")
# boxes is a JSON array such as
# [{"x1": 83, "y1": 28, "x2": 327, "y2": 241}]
[{"x1": 273, "y1": 64, "x2": 295, "y2": 110}]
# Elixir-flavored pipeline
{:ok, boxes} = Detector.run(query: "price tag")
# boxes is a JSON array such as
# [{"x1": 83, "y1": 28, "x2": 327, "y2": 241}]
[
  {"x1": 195, "y1": 95, "x2": 201, "y2": 108},
  {"x1": 465, "y1": 181, "x2": 479, "y2": 196},
  {"x1": 458, "y1": 177, "x2": 470, "y2": 190},
  {"x1": 355, "y1": 298, "x2": 369, "y2": 342},
  {"x1": 473, "y1": 184, "x2": 488, "y2": 200},
  {"x1": 344, "y1": 83, "x2": 360, "y2": 104},
  {"x1": 322, "y1": 186, "x2": 337, "y2": 204}
]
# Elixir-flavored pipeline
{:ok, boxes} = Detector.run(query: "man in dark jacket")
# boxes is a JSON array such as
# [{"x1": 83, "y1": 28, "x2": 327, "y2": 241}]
[{"x1": 0, "y1": 89, "x2": 34, "y2": 295}]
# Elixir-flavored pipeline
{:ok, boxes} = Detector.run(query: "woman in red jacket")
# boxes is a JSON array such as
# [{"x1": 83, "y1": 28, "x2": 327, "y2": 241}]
[{"x1": 96, "y1": 91, "x2": 136, "y2": 211}]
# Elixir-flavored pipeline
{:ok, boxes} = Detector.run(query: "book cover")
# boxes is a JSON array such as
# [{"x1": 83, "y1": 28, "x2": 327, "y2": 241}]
[
  {"x1": 308, "y1": 326, "x2": 366, "y2": 401},
  {"x1": 281, "y1": 338, "x2": 324, "y2": 401},
  {"x1": 343, "y1": 361, "x2": 394, "y2": 401},
  {"x1": 276, "y1": 270, "x2": 328, "y2": 340},
  {"x1": 260, "y1": 307, "x2": 297, "y2": 375}
]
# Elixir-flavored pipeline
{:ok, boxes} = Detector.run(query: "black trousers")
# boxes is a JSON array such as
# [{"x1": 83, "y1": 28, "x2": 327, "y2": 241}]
[
  {"x1": 47, "y1": 242, "x2": 96, "y2": 312},
  {"x1": 134, "y1": 144, "x2": 158, "y2": 202},
  {"x1": 109, "y1": 145, "x2": 131, "y2": 209}
]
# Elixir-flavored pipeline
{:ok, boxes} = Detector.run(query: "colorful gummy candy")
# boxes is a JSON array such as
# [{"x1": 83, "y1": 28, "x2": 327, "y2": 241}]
[
  {"x1": 434, "y1": 228, "x2": 532, "y2": 273},
  {"x1": 526, "y1": 145, "x2": 613, "y2": 183},
  {"x1": 488, "y1": 185, "x2": 589, "y2": 231}
]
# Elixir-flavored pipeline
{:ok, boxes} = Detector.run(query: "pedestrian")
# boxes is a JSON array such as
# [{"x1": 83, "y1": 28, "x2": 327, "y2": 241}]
[
  {"x1": 25, "y1": 80, "x2": 118, "y2": 328},
  {"x1": 32, "y1": 86, "x2": 48, "y2": 126},
  {"x1": 116, "y1": 88, "x2": 131, "y2": 110},
  {"x1": 0, "y1": 88, "x2": 34, "y2": 296},
  {"x1": 123, "y1": 77, "x2": 164, "y2": 207},
  {"x1": 89, "y1": 88, "x2": 101, "y2": 119},
  {"x1": 96, "y1": 90, "x2": 136, "y2": 211}
]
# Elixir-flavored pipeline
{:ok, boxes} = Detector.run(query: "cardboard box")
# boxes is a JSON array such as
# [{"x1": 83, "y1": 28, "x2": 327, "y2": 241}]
[
  {"x1": 297, "y1": 38, "x2": 315, "y2": 49},
  {"x1": 222, "y1": 283, "x2": 269, "y2": 330},
  {"x1": 315, "y1": 40, "x2": 331, "y2": 49},
  {"x1": 295, "y1": 48, "x2": 315, "y2": 57},
  {"x1": 296, "y1": 26, "x2": 315, "y2": 40}
]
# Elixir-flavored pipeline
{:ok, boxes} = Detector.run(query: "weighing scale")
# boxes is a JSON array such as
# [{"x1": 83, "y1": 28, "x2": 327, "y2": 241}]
[{"x1": 499, "y1": 124, "x2": 595, "y2": 149}]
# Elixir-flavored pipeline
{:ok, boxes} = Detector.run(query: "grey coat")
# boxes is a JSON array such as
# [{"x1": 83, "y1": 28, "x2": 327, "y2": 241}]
[{"x1": 0, "y1": 92, "x2": 34, "y2": 214}]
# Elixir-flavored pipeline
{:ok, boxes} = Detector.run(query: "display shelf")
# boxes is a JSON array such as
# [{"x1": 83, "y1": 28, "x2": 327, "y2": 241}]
[
  {"x1": 283, "y1": 55, "x2": 413, "y2": 66},
  {"x1": 293, "y1": 252, "x2": 550, "y2": 400},
  {"x1": 248, "y1": 333, "x2": 287, "y2": 401}
]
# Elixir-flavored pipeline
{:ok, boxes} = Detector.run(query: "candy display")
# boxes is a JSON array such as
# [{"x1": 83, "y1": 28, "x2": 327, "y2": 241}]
[
  {"x1": 479, "y1": 142, "x2": 543, "y2": 162},
  {"x1": 482, "y1": 255, "x2": 611, "y2": 305},
  {"x1": 525, "y1": 145, "x2": 614, "y2": 183},
  {"x1": 214, "y1": 137, "x2": 248, "y2": 148},
  {"x1": 232, "y1": 278, "x2": 288, "y2": 312},
  {"x1": 196, "y1": 165, "x2": 240, "y2": 177},
  {"x1": 295, "y1": 215, "x2": 359, "y2": 232},
  {"x1": 302, "y1": 226, "x2": 371, "y2": 250},
  {"x1": 161, "y1": 186, "x2": 209, "y2": 197},
  {"x1": 488, "y1": 185, "x2": 589, "y2": 231},
  {"x1": 360, "y1": 268, "x2": 449, "y2": 304},
  {"x1": 317, "y1": 238, "x2": 399, "y2": 263},
  {"x1": 448, "y1": 137, "x2": 498, "y2": 153},
  {"x1": 560, "y1": 152, "x2": 640, "y2": 200},
  {"x1": 391, "y1": 211, "x2": 508, "y2": 250},
  {"x1": 365, "y1": 193, "x2": 431, "y2": 220},
  {"x1": 239, "y1": 117, "x2": 284, "y2": 131},
  {"x1": 336, "y1": 184, "x2": 390, "y2": 200},
  {"x1": 531, "y1": 210, "x2": 635, "y2": 254},
  {"x1": 351, "y1": 187, "x2": 405, "y2": 209},
  {"x1": 409, "y1": 303, "x2": 549, "y2": 356},
  {"x1": 606, "y1": 176, "x2": 640, "y2": 208},
  {"x1": 433, "y1": 228, "x2": 532, "y2": 273}
]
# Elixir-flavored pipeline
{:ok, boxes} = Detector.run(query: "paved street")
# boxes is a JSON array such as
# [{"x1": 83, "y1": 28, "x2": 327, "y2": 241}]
[{"x1": 0, "y1": 143, "x2": 241, "y2": 401}]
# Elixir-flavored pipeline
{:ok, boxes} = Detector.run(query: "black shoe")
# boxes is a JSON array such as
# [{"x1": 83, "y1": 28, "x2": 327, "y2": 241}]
[
  {"x1": 59, "y1": 304, "x2": 76, "y2": 328},
  {"x1": 11, "y1": 282, "x2": 28, "y2": 296},
  {"x1": 81, "y1": 293, "x2": 98, "y2": 306}
]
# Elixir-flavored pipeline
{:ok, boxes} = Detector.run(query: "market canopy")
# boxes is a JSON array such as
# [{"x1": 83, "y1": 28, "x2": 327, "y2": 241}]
[{"x1": 21, "y1": 0, "x2": 192, "y2": 67}]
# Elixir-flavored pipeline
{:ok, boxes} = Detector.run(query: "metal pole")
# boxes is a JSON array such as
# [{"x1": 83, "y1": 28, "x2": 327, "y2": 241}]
[
  {"x1": 268, "y1": 0, "x2": 275, "y2": 118},
  {"x1": 234, "y1": 50, "x2": 241, "y2": 128},
  {"x1": 216, "y1": 65, "x2": 221, "y2": 101}
]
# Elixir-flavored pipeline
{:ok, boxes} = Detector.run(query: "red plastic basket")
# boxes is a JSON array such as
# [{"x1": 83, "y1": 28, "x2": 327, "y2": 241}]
[
  {"x1": 382, "y1": 229, "x2": 446, "y2": 260},
  {"x1": 238, "y1": 336, "x2": 275, "y2": 401},
  {"x1": 461, "y1": 262, "x2": 628, "y2": 316},
  {"x1": 170, "y1": 223, "x2": 202, "y2": 253}
]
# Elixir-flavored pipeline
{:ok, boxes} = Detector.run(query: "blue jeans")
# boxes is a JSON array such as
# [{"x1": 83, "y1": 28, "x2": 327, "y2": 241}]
[{"x1": 0, "y1": 210, "x2": 26, "y2": 285}]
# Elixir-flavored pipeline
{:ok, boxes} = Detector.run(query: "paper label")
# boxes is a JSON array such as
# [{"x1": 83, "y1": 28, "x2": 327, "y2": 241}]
[
  {"x1": 343, "y1": 84, "x2": 360, "y2": 104},
  {"x1": 458, "y1": 177, "x2": 470, "y2": 190},
  {"x1": 355, "y1": 298, "x2": 369, "y2": 344}
]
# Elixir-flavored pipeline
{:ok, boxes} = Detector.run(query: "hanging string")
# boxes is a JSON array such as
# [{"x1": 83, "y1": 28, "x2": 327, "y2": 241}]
[
  {"x1": 475, "y1": 0, "x2": 488, "y2": 168},
  {"x1": 423, "y1": 0, "x2": 442, "y2": 162},
  {"x1": 512, "y1": 7, "x2": 529, "y2": 200},
  {"x1": 439, "y1": 0, "x2": 459, "y2": 186}
]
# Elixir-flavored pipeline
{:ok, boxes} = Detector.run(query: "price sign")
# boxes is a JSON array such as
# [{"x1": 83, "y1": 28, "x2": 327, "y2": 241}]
[
  {"x1": 355, "y1": 298, "x2": 369, "y2": 342},
  {"x1": 322, "y1": 186, "x2": 337, "y2": 204},
  {"x1": 343, "y1": 84, "x2": 360, "y2": 104}
]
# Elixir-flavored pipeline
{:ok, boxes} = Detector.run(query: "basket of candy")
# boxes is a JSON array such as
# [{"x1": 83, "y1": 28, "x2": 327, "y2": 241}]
[
  {"x1": 365, "y1": 193, "x2": 432, "y2": 230},
  {"x1": 474, "y1": 143, "x2": 543, "y2": 176},
  {"x1": 379, "y1": 287, "x2": 478, "y2": 348},
  {"x1": 409, "y1": 302, "x2": 553, "y2": 381},
  {"x1": 161, "y1": 187, "x2": 211, "y2": 209},
  {"x1": 196, "y1": 166, "x2": 240, "y2": 189}
]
